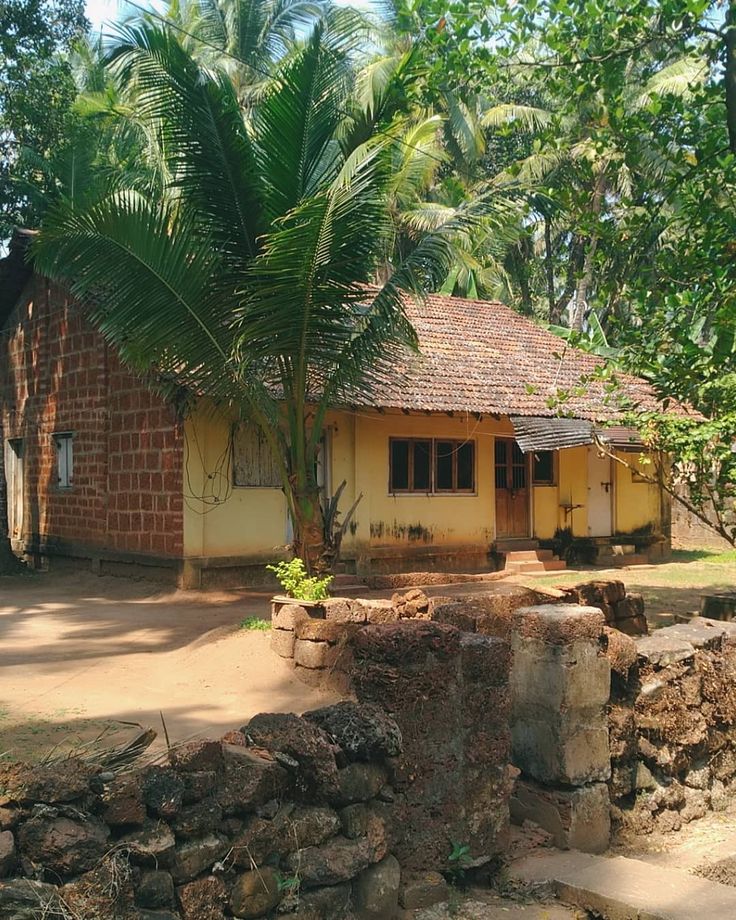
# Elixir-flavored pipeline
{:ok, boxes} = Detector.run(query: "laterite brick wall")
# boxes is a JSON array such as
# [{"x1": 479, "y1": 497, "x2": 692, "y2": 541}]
[{"x1": 0, "y1": 277, "x2": 183, "y2": 567}]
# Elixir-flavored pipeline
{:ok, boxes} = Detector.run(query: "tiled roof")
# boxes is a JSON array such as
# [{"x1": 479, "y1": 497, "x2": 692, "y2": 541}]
[{"x1": 357, "y1": 291, "x2": 685, "y2": 421}]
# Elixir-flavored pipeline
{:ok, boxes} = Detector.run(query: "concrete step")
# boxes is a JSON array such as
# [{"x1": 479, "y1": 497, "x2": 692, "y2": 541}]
[
  {"x1": 511, "y1": 849, "x2": 736, "y2": 919},
  {"x1": 496, "y1": 539, "x2": 540, "y2": 552},
  {"x1": 506, "y1": 549, "x2": 555, "y2": 562},
  {"x1": 596, "y1": 553, "x2": 648, "y2": 568},
  {"x1": 505, "y1": 559, "x2": 567, "y2": 574}
]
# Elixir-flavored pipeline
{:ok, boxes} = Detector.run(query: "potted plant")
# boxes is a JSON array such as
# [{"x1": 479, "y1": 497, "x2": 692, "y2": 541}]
[{"x1": 267, "y1": 558, "x2": 333, "y2": 620}]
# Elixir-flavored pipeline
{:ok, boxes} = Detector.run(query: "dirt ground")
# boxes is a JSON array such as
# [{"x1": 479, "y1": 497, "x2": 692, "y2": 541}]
[{"x1": 0, "y1": 572, "x2": 342, "y2": 761}]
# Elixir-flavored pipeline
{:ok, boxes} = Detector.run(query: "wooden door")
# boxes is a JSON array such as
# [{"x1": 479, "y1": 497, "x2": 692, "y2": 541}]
[{"x1": 495, "y1": 439, "x2": 529, "y2": 538}]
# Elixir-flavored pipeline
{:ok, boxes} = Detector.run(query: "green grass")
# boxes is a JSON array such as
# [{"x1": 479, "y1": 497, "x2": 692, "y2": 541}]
[
  {"x1": 672, "y1": 548, "x2": 736, "y2": 565},
  {"x1": 239, "y1": 616, "x2": 271, "y2": 631}
]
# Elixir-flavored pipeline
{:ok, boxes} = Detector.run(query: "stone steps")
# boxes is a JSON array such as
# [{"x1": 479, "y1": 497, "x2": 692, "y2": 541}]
[
  {"x1": 504, "y1": 550, "x2": 567, "y2": 574},
  {"x1": 511, "y1": 849, "x2": 736, "y2": 919}
]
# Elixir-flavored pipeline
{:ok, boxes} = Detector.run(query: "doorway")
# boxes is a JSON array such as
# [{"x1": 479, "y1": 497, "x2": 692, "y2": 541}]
[
  {"x1": 5, "y1": 439, "x2": 24, "y2": 541},
  {"x1": 587, "y1": 447, "x2": 613, "y2": 536},
  {"x1": 495, "y1": 438, "x2": 529, "y2": 538}
]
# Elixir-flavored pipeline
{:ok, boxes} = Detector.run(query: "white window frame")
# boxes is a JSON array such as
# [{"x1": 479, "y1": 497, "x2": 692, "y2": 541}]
[
  {"x1": 53, "y1": 432, "x2": 74, "y2": 489},
  {"x1": 5, "y1": 439, "x2": 24, "y2": 538}
]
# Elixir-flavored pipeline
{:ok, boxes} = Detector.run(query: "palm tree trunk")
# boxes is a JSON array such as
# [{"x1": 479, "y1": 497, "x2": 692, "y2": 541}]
[
  {"x1": 290, "y1": 481, "x2": 327, "y2": 574},
  {"x1": 544, "y1": 216, "x2": 556, "y2": 321},
  {"x1": 569, "y1": 168, "x2": 606, "y2": 331},
  {"x1": 725, "y1": 0, "x2": 736, "y2": 154}
]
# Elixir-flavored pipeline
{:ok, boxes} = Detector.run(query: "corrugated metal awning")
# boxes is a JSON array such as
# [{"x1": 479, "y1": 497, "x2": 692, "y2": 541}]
[
  {"x1": 510, "y1": 417, "x2": 645, "y2": 453},
  {"x1": 510, "y1": 416, "x2": 595, "y2": 452},
  {"x1": 596, "y1": 426, "x2": 644, "y2": 450}
]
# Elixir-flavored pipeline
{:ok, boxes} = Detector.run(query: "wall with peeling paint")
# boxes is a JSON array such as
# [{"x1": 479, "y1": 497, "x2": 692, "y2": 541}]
[{"x1": 181, "y1": 405, "x2": 663, "y2": 568}]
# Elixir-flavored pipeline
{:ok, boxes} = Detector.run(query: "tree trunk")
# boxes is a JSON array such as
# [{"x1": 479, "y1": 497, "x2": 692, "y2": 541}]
[
  {"x1": 552, "y1": 234, "x2": 584, "y2": 324},
  {"x1": 544, "y1": 216, "x2": 556, "y2": 321},
  {"x1": 569, "y1": 168, "x2": 606, "y2": 331},
  {"x1": 725, "y1": 0, "x2": 736, "y2": 154},
  {"x1": 290, "y1": 481, "x2": 327, "y2": 575}
]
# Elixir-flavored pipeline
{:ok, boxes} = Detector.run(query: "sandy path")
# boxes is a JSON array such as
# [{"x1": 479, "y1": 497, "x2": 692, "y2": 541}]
[{"x1": 0, "y1": 572, "x2": 340, "y2": 760}]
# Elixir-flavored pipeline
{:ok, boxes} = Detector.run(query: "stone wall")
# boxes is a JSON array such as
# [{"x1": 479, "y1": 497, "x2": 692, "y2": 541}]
[
  {"x1": 0, "y1": 708, "x2": 403, "y2": 919},
  {"x1": 0, "y1": 623, "x2": 513, "y2": 919},
  {"x1": 608, "y1": 618, "x2": 736, "y2": 836},
  {"x1": 351, "y1": 621, "x2": 513, "y2": 875}
]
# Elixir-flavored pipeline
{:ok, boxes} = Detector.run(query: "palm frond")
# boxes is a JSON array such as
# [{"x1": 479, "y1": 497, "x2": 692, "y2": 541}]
[
  {"x1": 255, "y1": 25, "x2": 349, "y2": 219},
  {"x1": 481, "y1": 103, "x2": 552, "y2": 131},
  {"x1": 33, "y1": 191, "x2": 237, "y2": 402},
  {"x1": 634, "y1": 56, "x2": 708, "y2": 109},
  {"x1": 109, "y1": 22, "x2": 264, "y2": 265}
]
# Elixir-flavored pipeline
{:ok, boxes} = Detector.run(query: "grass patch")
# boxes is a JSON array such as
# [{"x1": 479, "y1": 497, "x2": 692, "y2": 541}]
[
  {"x1": 671, "y1": 549, "x2": 736, "y2": 564},
  {"x1": 240, "y1": 616, "x2": 271, "y2": 631}
]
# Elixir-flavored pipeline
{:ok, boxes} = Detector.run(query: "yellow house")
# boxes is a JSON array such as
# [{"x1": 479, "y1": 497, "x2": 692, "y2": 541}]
[
  {"x1": 181, "y1": 293, "x2": 672, "y2": 587},
  {"x1": 0, "y1": 242, "x2": 673, "y2": 587}
]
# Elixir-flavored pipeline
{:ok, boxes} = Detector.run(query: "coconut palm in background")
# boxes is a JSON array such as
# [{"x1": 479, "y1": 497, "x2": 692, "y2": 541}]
[{"x1": 33, "y1": 21, "x2": 486, "y2": 571}]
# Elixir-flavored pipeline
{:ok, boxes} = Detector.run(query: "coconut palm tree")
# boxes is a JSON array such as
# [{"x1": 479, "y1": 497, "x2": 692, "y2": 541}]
[{"x1": 33, "y1": 22, "x2": 483, "y2": 572}]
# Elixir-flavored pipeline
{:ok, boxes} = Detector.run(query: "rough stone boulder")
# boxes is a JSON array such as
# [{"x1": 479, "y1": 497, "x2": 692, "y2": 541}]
[
  {"x1": 284, "y1": 835, "x2": 373, "y2": 887},
  {"x1": 230, "y1": 866, "x2": 281, "y2": 918},
  {"x1": 142, "y1": 767, "x2": 185, "y2": 819},
  {"x1": 304, "y1": 701, "x2": 402, "y2": 762},
  {"x1": 242, "y1": 713, "x2": 339, "y2": 800},
  {"x1": 17, "y1": 811, "x2": 110, "y2": 877},
  {"x1": 391, "y1": 589, "x2": 431, "y2": 619},
  {"x1": 216, "y1": 745, "x2": 290, "y2": 816},
  {"x1": 0, "y1": 878, "x2": 63, "y2": 917},
  {"x1": 177, "y1": 875, "x2": 228, "y2": 920},
  {"x1": 0, "y1": 759, "x2": 96, "y2": 805}
]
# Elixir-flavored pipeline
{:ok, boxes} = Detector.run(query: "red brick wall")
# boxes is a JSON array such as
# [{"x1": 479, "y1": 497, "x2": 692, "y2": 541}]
[{"x1": 0, "y1": 276, "x2": 183, "y2": 561}]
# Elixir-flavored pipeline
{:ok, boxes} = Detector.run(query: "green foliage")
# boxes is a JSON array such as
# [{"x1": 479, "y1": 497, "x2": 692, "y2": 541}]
[
  {"x1": 239, "y1": 616, "x2": 271, "y2": 630},
  {"x1": 267, "y1": 558, "x2": 333, "y2": 601},
  {"x1": 446, "y1": 841, "x2": 472, "y2": 887},
  {"x1": 0, "y1": 0, "x2": 88, "y2": 235}
]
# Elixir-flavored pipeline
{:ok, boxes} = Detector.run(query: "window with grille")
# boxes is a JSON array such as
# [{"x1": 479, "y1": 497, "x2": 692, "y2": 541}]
[
  {"x1": 233, "y1": 422, "x2": 282, "y2": 488},
  {"x1": 389, "y1": 438, "x2": 475, "y2": 493},
  {"x1": 53, "y1": 432, "x2": 74, "y2": 489}
]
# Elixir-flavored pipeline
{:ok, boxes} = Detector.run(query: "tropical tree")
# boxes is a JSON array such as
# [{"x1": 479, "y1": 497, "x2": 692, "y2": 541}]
[{"x1": 33, "y1": 22, "x2": 483, "y2": 572}]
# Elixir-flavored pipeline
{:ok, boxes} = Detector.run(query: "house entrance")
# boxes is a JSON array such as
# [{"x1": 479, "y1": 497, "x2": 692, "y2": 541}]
[
  {"x1": 494, "y1": 438, "x2": 529, "y2": 538},
  {"x1": 587, "y1": 447, "x2": 613, "y2": 536}
]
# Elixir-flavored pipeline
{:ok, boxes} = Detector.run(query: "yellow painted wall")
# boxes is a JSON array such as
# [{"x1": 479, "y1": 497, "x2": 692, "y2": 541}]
[
  {"x1": 556, "y1": 446, "x2": 589, "y2": 537},
  {"x1": 533, "y1": 486, "x2": 559, "y2": 540},
  {"x1": 183, "y1": 404, "x2": 289, "y2": 559},
  {"x1": 614, "y1": 451, "x2": 661, "y2": 534},
  {"x1": 337, "y1": 411, "x2": 514, "y2": 554},
  {"x1": 182, "y1": 403, "x2": 664, "y2": 560}
]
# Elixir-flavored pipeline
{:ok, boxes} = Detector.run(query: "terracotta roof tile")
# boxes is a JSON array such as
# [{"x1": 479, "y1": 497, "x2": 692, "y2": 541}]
[{"x1": 358, "y1": 291, "x2": 683, "y2": 421}]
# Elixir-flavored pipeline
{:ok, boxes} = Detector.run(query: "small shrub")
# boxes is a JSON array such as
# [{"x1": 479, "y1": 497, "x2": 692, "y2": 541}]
[
  {"x1": 240, "y1": 617, "x2": 270, "y2": 631},
  {"x1": 447, "y1": 841, "x2": 472, "y2": 887},
  {"x1": 267, "y1": 558, "x2": 333, "y2": 601}
]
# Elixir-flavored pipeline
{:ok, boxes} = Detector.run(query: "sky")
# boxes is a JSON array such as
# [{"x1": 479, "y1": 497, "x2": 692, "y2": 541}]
[
  {"x1": 85, "y1": 0, "x2": 372, "y2": 31},
  {"x1": 85, "y1": 0, "x2": 167, "y2": 31}
]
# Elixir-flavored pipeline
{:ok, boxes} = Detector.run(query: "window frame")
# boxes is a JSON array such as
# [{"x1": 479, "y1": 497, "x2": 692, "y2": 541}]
[
  {"x1": 53, "y1": 431, "x2": 74, "y2": 490},
  {"x1": 388, "y1": 437, "x2": 476, "y2": 495},
  {"x1": 531, "y1": 449, "x2": 557, "y2": 486},
  {"x1": 232, "y1": 421, "x2": 283, "y2": 489}
]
